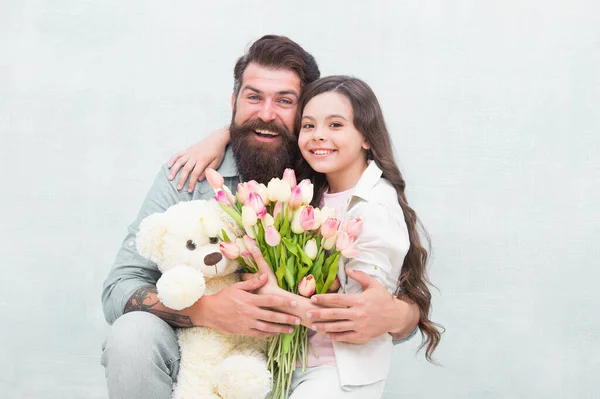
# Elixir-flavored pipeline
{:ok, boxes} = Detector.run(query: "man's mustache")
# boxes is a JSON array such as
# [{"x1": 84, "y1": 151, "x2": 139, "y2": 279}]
[{"x1": 235, "y1": 118, "x2": 293, "y2": 139}]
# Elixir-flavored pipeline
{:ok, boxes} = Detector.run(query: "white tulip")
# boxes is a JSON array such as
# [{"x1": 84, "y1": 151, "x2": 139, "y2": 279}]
[
  {"x1": 304, "y1": 239, "x2": 318, "y2": 260},
  {"x1": 242, "y1": 204, "x2": 258, "y2": 227}
]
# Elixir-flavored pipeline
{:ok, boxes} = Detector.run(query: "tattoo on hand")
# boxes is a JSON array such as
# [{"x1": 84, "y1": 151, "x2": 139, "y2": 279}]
[{"x1": 124, "y1": 286, "x2": 193, "y2": 327}]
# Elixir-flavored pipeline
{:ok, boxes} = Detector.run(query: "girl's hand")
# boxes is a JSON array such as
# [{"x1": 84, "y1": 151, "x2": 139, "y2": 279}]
[
  {"x1": 168, "y1": 126, "x2": 230, "y2": 192},
  {"x1": 307, "y1": 269, "x2": 419, "y2": 344}
]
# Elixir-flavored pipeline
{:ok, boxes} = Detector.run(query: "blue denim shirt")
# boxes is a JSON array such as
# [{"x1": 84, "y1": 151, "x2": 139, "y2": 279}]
[{"x1": 101, "y1": 147, "x2": 240, "y2": 324}]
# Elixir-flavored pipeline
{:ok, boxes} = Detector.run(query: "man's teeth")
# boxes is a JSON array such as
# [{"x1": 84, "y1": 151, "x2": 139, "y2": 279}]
[
  {"x1": 255, "y1": 129, "x2": 279, "y2": 136},
  {"x1": 313, "y1": 150, "x2": 334, "y2": 155}
]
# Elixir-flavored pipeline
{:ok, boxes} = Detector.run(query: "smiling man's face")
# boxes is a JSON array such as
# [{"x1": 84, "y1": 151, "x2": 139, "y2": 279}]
[{"x1": 230, "y1": 62, "x2": 302, "y2": 183}]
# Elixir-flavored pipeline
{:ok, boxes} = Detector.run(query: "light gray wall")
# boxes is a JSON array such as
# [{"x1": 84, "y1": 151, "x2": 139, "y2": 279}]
[{"x1": 1, "y1": 1, "x2": 598, "y2": 398}]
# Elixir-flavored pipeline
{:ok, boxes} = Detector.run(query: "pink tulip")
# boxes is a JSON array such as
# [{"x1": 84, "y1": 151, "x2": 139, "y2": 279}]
[
  {"x1": 273, "y1": 201, "x2": 283, "y2": 221},
  {"x1": 336, "y1": 231, "x2": 360, "y2": 258},
  {"x1": 320, "y1": 217, "x2": 340, "y2": 239},
  {"x1": 237, "y1": 182, "x2": 251, "y2": 204},
  {"x1": 240, "y1": 251, "x2": 256, "y2": 271},
  {"x1": 248, "y1": 192, "x2": 267, "y2": 217},
  {"x1": 214, "y1": 189, "x2": 233, "y2": 206},
  {"x1": 243, "y1": 235, "x2": 259, "y2": 253},
  {"x1": 283, "y1": 168, "x2": 297, "y2": 188},
  {"x1": 206, "y1": 168, "x2": 224, "y2": 190},
  {"x1": 288, "y1": 186, "x2": 303, "y2": 210},
  {"x1": 247, "y1": 180, "x2": 260, "y2": 193},
  {"x1": 219, "y1": 242, "x2": 240, "y2": 259},
  {"x1": 345, "y1": 217, "x2": 363, "y2": 238},
  {"x1": 298, "y1": 275, "x2": 316, "y2": 297},
  {"x1": 300, "y1": 205, "x2": 316, "y2": 231},
  {"x1": 265, "y1": 226, "x2": 281, "y2": 247}
]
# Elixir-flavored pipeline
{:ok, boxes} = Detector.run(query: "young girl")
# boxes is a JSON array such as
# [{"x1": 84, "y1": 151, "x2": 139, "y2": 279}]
[{"x1": 172, "y1": 76, "x2": 441, "y2": 398}]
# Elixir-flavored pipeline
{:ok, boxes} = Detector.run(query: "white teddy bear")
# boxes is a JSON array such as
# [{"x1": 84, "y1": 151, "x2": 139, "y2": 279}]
[{"x1": 136, "y1": 199, "x2": 271, "y2": 399}]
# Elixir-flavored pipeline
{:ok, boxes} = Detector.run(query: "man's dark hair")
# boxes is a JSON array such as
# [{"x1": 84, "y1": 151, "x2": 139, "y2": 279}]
[{"x1": 233, "y1": 35, "x2": 320, "y2": 96}]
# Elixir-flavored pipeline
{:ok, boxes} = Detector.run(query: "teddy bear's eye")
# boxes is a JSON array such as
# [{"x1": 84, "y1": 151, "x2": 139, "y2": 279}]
[
  {"x1": 209, "y1": 237, "x2": 219, "y2": 244},
  {"x1": 186, "y1": 240, "x2": 196, "y2": 251}
]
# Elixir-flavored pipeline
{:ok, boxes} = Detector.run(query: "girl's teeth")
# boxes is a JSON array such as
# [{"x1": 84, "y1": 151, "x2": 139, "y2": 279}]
[{"x1": 314, "y1": 150, "x2": 333, "y2": 155}]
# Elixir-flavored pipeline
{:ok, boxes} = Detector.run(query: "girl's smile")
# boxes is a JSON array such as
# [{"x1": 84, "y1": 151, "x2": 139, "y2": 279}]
[{"x1": 298, "y1": 92, "x2": 370, "y2": 193}]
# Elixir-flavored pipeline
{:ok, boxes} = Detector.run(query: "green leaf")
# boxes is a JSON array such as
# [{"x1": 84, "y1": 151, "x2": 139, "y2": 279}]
[
  {"x1": 218, "y1": 203, "x2": 243, "y2": 226},
  {"x1": 274, "y1": 211, "x2": 281, "y2": 230},
  {"x1": 284, "y1": 257, "x2": 295, "y2": 289},
  {"x1": 281, "y1": 330, "x2": 295, "y2": 355},
  {"x1": 220, "y1": 229, "x2": 231, "y2": 243},
  {"x1": 297, "y1": 246, "x2": 313, "y2": 268},
  {"x1": 281, "y1": 237, "x2": 299, "y2": 256},
  {"x1": 275, "y1": 263, "x2": 286, "y2": 287},
  {"x1": 321, "y1": 253, "x2": 340, "y2": 294}
]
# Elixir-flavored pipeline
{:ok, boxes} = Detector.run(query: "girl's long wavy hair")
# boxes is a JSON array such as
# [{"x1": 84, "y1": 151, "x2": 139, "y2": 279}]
[{"x1": 294, "y1": 76, "x2": 443, "y2": 361}]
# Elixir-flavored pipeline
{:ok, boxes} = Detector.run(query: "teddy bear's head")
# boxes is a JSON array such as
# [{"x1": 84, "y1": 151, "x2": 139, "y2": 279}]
[{"x1": 136, "y1": 200, "x2": 244, "y2": 278}]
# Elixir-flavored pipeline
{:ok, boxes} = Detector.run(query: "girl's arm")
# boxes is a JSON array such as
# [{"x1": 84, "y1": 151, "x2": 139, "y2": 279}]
[{"x1": 168, "y1": 126, "x2": 231, "y2": 192}]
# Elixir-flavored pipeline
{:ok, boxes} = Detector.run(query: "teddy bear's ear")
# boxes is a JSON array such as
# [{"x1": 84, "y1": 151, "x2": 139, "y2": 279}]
[{"x1": 136, "y1": 212, "x2": 168, "y2": 264}]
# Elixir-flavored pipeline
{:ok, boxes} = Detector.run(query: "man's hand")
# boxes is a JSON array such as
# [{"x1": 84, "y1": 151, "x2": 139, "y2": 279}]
[
  {"x1": 168, "y1": 126, "x2": 230, "y2": 192},
  {"x1": 307, "y1": 268, "x2": 419, "y2": 344},
  {"x1": 192, "y1": 273, "x2": 301, "y2": 337}
]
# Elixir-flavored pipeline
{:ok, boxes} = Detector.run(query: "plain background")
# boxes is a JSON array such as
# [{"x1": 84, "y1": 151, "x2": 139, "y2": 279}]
[{"x1": 1, "y1": 1, "x2": 599, "y2": 398}]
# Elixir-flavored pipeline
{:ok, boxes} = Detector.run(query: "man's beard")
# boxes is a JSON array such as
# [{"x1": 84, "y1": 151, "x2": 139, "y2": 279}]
[{"x1": 230, "y1": 117, "x2": 298, "y2": 184}]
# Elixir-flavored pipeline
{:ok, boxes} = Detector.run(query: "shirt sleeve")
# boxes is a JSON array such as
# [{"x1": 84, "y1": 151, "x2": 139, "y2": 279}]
[
  {"x1": 343, "y1": 201, "x2": 410, "y2": 296},
  {"x1": 101, "y1": 164, "x2": 182, "y2": 324},
  {"x1": 343, "y1": 199, "x2": 416, "y2": 344}
]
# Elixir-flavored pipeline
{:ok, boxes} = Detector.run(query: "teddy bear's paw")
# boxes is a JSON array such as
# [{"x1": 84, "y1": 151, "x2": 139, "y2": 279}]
[
  {"x1": 156, "y1": 265, "x2": 206, "y2": 310},
  {"x1": 215, "y1": 355, "x2": 271, "y2": 399}
]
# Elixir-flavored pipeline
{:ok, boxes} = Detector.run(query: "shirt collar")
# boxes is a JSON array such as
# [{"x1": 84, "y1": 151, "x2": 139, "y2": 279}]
[
  {"x1": 217, "y1": 145, "x2": 239, "y2": 178},
  {"x1": 351, "y1": 160, "x2": 383, "y2": 201}
]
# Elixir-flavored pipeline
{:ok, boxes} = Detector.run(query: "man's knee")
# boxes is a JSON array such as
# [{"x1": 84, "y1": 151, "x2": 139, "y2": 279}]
[{"x1": 102, "y1": 312, "x2": 180, "y2": 369}]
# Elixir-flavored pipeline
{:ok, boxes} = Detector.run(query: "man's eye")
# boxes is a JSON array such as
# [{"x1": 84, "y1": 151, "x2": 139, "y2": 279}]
[
  {"x1": 248, "y1": 95, "x2": 260, "y2": 101},
  {"x1": 209, "y1": 237, "x2": 219, "y2": 244},
  {"x1": 279, "y1": 98, "x2": 293, "y2": 105}
]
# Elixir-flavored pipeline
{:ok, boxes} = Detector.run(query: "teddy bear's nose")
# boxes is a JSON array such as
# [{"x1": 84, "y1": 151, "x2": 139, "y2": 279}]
[{"x1": 204, "y1": 252, "x2": 223, "y2": 266}]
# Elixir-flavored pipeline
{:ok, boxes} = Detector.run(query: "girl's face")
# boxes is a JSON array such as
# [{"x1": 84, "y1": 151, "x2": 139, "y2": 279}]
[{"x1": 298, "y1": 92, "x2": 370, "y2": 190}]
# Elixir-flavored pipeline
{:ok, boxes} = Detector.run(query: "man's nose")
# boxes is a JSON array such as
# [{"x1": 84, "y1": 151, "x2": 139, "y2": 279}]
[{"x1": 258, "y1": 102, "x2": 276, "y2": 122}]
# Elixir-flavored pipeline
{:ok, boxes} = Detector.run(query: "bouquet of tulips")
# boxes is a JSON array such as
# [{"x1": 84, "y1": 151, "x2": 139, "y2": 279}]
[{"x1": 205, "y1": 168, "x2": 362, "y2": 399}]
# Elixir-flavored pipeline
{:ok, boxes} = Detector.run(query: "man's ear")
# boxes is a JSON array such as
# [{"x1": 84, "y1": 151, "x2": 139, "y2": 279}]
[{"x1": 136, "y1": 213, "x2": 167, "y2": 265}]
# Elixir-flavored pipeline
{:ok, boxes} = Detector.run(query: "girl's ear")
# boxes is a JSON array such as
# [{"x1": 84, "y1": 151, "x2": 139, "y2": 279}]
[{"x1": 362, "y1": 138, "x2": 371, "y2": 151}]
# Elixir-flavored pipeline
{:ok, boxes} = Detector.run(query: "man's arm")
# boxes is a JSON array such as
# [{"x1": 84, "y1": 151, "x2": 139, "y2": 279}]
[
  {"x1": 123, "y1": 278, "x2": 301, "y2": 336},
  {"x1": 102, "y1": 163, "x2": 300, "y2": 335},
  {"x1": 168, "y1": 126, "x2": 230, "y2": 192}
]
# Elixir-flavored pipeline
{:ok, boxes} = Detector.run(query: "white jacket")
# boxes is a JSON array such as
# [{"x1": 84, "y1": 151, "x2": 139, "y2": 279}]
[{"x1": 332, "y1": 161, "x2": 410, "y2": 388}]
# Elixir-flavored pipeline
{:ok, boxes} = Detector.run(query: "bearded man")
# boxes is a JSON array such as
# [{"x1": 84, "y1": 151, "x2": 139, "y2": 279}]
[{"x1": 101, "y1": 35, "x2": 419, "y2": 399}]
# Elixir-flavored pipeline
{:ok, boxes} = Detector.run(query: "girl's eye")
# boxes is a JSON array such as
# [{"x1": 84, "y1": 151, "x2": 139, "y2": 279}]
[
  {"x1": 302, "y1": 123, "x2": 314, "y2": 129},
  {"x1": 330, "y1": 122, "x2": 342, "y2": 128}
]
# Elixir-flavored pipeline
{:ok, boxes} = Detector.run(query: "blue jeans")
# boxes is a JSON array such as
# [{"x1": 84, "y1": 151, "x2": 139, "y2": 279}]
[
  {"x1": 101, "y1": 312, "x2": 180, "y2": 399},
  {"x1": 101, "y1": 312, "x2": 384, "y2": 399}
]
